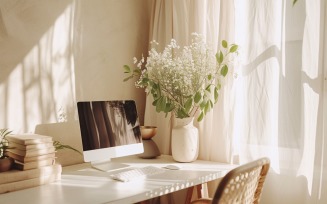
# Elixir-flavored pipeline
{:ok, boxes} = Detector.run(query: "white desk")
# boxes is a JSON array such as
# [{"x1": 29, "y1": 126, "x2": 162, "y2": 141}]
[{"x1": 0, "y1": 155, "x2": 235, "y2": 204}]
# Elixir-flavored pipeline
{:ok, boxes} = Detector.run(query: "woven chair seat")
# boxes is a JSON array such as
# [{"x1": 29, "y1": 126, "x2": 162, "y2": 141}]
[{"x1": 191, "y1": 157, "x2": 270, "y2": 204}]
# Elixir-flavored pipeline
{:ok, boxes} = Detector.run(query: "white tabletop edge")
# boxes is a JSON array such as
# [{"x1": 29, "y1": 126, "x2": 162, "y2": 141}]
[{"x1": 0, "y1": 155, "x2": 236, "y2": 204}]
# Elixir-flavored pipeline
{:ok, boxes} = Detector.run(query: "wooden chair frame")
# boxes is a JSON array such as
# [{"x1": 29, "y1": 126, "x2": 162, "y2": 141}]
[{"x1": 191, "y1": 157, "x2": 270, "y2": 204}]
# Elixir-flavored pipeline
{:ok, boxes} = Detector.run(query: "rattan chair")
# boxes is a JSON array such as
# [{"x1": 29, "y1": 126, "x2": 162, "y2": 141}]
[{"x1": 191, "y1": 157, "x2": 270, "y2": 204}]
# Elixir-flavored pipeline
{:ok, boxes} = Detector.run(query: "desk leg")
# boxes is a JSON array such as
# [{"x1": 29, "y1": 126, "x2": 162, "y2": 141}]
[
  {"x1": 196, "y1": 184, "x2": 202, "y2": 198},
  {"x1": 185, "y1": 186, "x2": 195, "y2": 204},
  {"x1": 185, "y1": 184, "x2": 203, "y2": 204}
]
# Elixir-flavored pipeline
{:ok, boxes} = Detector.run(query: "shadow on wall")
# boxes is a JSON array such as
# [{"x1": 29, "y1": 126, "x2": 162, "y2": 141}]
[
  {"x1": 0, "y1": 0, "x2": 74, "y2": 82},
  {"x1": 0, "y1": 0, "x2": 76, "y2": 131},
  {"x1": 0, "y1": 0, "x2": 149, "y2": 132},
  {"x1": 35, "y1": 121, "x2": 84, "y2": 166}
]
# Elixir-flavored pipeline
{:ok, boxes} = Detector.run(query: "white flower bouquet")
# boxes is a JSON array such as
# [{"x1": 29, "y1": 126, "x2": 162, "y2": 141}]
[{"x1": 124, "y1": 33, "x2": 238, "y2": 122}]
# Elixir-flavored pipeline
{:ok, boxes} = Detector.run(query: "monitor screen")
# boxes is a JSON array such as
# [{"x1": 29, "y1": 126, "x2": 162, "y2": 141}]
[{"x1": 77, "y1": 100, "x2": 144, "y2": 171}]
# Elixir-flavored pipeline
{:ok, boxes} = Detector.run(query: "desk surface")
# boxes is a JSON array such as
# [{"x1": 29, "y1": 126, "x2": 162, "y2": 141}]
[{"x1": 0, "y1": 155, "x2": 235, "y2": 204}]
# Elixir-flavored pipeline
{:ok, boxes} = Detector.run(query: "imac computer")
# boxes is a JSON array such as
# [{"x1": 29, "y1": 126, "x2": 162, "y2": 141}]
[{"x1": 77, "y1": 100, "x2": 144, "y2": 171}]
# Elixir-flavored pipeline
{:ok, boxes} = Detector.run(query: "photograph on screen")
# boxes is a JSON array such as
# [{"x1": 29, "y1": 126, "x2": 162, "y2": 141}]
[{"x1": 77, "y1": 100, "x2": 142, "y2": 151}]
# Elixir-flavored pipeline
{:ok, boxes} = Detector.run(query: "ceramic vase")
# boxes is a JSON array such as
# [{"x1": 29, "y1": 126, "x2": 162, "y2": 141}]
[
  {"x1": 171, "y1": 117, "x2": 199, "y2": 162},
  {"x1": 138, "y1": 126, "x2": 161, "y2": 159}
]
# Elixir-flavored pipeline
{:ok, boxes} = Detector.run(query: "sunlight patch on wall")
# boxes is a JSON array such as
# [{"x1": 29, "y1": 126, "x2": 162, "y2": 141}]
[
  {"x1": 0, "y1": 2, "x2": 76, "y2": 132},
  {"x1": 5, "y1": 64, "x2": 24, "y2": 133}
]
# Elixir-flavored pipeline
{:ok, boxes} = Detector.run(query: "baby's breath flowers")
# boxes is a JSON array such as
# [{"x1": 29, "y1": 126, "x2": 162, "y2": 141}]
[{"x1": 124, "y1": 33, "x2": 238, "y2": 122}]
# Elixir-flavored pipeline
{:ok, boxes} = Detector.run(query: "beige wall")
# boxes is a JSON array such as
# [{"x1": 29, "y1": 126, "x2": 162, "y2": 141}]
[{"x1": 0, "y1": 0, "x2": 151, "y2": 165}]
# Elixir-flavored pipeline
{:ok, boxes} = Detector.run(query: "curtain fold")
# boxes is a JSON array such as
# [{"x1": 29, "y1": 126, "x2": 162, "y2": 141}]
[
  {"x1": 146, "y1": 0, "x2": 327, "y2": 203},
  {"x1": 146, "y1": 0, "x2": 236, "y2": 164},
  {"x1": 233, "y1": 0, "x2": 326, "y2": 203}
]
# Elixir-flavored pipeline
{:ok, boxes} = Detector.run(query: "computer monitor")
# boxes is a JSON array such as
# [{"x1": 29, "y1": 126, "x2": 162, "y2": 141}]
[{"x1": 77, "y1": 100, "x2": 144, "y2": 171}]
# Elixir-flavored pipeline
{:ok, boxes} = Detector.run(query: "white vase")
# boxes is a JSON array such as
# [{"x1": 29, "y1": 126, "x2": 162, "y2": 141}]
[{"x1": 171, "y1": 117, "x2": 199, "y2": 162}]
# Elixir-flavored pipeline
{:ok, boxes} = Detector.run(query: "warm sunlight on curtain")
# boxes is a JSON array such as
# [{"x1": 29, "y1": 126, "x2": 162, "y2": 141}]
[
  {"x1": 146, "y1": 0, "x2": 327, "y2": 203},
  {"x1": 146, "y1": 0, "x2": 236, "y2": 164},
  {"x1": 233, "y1": 0, "x2": 327, "y2": 203}
]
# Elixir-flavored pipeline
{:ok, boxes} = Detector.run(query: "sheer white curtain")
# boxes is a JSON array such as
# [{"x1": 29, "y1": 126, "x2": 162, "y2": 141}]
[
  {"x1": 146, "y1": 0, "x2": 327, "y2": 203},
  {"x1": 146, "y1": 0, "x2": 236, "y2": 164},
  {"x1": 233, "y1": 0, "x2": 327, "y2": 203}
]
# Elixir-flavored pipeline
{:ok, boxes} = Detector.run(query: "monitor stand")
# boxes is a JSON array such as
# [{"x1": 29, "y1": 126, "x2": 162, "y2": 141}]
[{"x1": 91, "y1": 159, "x2": 129, "y2": 172}]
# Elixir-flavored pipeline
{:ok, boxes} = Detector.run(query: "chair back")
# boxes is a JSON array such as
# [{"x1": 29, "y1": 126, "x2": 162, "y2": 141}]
[{"x1": 212, "y1": 157, "x2": 270, "y2": 204}]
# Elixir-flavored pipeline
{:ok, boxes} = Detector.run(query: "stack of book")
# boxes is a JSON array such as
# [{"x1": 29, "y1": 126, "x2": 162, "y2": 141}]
[
  {"x1": 6, "y1": 134, "x2": 56, "y2": 170},
  {"x1": 0, "y1": 134, "x2": 62, "y2": 194},
  {"x1": 0, "y1": 163, "x2": 62, "y2": 194}
]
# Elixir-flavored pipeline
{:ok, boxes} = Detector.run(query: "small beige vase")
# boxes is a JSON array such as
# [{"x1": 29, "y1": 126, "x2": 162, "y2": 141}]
[{"x1": 171, "y1": 117, "x2": 199, "y2": 162}]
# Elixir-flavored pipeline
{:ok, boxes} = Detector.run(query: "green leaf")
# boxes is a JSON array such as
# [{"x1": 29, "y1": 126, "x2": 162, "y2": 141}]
[
  {"x1": 151, "y1": 89, "x2": 158, "y2": 98},
  {"x1": 0, "y1": 128, "x2": 12, "y2": 158},
  {"x1": 123, "y1": 65, "x2": 131, "y2": 73},
  {"x1": 53, "y1": 141, "x2": 82, "y2": 155},
  {"x1": 214, "y1": 87, "x2": 219, "y2": 103},
  {"x1": 184, "y1": 98, "x2": 193, "y2": 113},
  {"x1": 141, "y1": 78, "x2": 149, "y2": 84},
  {"x1": 177, "y1": 109, "x2": 189, "y2": 118},
  {"x1": 204, "y1": 101, "x2": 210, "y2": 113},
  {"x1": 152, "y1": 98, "x2": 158, "y2": 106},
  {"x1": 155, "y1": 97, "x2": 162, "y2": 112},
  {"x1": 157, "y1": 97, "x2": 167, "y2": 112},
  {"x1": 197, "y1": 112, "x2": 204, "y2": 122},
  {"x1": 194, "y1": 91, "x2": 202, "y2": 103},
  {"x1": 222, "y1": 40, "x2": 228, "y2": 48},
  {"x1": 152, "y1": 83, "x2": 158, "y2": 89},
  {"x1": 133, "y1": 69, "x2": 141, "y2": 75},
  {"x1": 123, "y1": 75, "x2": 134, "y2": 82},
  {"x1": 0, "y1": 129, "x2": 12, "y2": 137},
  {"x1": 205, "y1": 85, "x2": 211, "y2": 92},
  {"x1": 220, "y1": 65, "x2": 228, "y2": 77},
  {"x1": 217, "y1": 83, "x2": 221, "y2": 90},
  {"x1": 229, "y1": 45, "x2": 238, "y2": 53},
  {"x1": 200, "y1": 101, "x2": 206, "y2": 109},
  {"x1": 165, "y1": 103, "x2": 174, "y2": 112},
  {"x1": 293, "y1": 0, "x2": 298, "y2": 6},
  {"x1": 207, "y1": 74, "x2": 212, "y2": 80},
  {"x1": 217, "y1": 51, "x2": 224, "y2": 64},
  {"x1": 209, "y1": 100, "x2": 213, "y2": 108}
]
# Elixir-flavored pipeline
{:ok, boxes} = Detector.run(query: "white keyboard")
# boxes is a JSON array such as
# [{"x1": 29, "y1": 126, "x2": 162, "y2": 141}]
[{"x1": 110, "y1": 166, "x2": 166, "y2": 182}]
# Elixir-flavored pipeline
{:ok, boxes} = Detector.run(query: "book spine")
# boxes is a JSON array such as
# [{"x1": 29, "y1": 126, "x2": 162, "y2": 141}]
[
  {"x1": 13, "y1": 159, "x2": 56, "y2": 171},
  {"x1": 8, "y1": 147, "x2": 56, "y2": 157},
  {"x1": 25, "y1": 148, "x2": 56, "y2": 157},
  {"x1": 7, "y1": 136, "x2": 53, "y2": 145},
  {"x1": 9, "y1": 142, "x2": 54, "y2": 150},
  {"x1": 5, "y1": 151, "x2": 56, "y2": 163},
  {"x1": 0, "y1": 172, "x2": 61, "y2": 194},
  {"x1": 0, "y1": 164, "x2": 62, "y2": 185}
]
